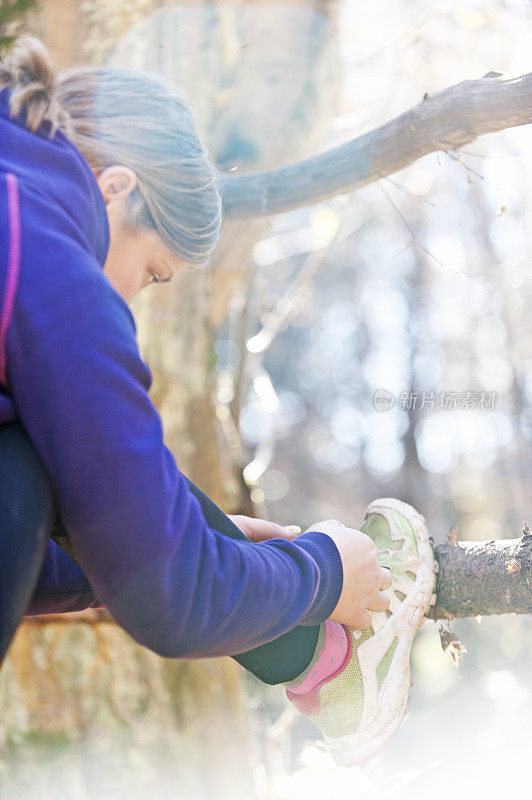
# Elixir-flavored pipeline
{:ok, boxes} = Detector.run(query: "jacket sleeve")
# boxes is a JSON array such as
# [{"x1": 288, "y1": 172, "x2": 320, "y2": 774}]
[{"x1": 6, "y1": 181, "x2": 343, "y2": 658}]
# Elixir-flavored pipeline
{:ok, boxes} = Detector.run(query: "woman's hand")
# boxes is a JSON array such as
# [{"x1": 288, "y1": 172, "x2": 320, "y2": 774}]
[
  {"x1": 229, "y1": 514, "x2": 392, "y2": 630},
  {"x1": 305, "y1": 519, "x2": 392, "y2": 630},
  {"x1": 228, "y1": 515, "x2": 301, "y2": 543}
]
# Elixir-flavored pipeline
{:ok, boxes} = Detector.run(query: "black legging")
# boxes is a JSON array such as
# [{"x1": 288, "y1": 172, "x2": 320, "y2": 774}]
[{"x1": 0, "y1": 422, "x2": 319, "y2": 682}]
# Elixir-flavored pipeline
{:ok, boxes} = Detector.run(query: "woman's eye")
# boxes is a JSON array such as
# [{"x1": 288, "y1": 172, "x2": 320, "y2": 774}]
[{"x1": 147, "y1": 271, "x2": 160, "y2": 285}]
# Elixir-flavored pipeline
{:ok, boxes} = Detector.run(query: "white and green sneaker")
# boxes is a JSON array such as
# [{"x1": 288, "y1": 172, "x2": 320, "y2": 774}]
[{"x1": 285, "y1": 498, "x2": 437, "y2": 765}]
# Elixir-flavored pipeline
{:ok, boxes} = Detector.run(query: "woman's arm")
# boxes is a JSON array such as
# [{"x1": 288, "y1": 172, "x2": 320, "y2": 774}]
[
  {"x1": 24, "y1": 478, "x2": 291, "y2": 616},
  {"x1": 4, "y1": 177, "x2": 343, "y2": 658},
  {"x1": 26, "y1": 538, "x2": 101, "y2": 616},
  {"x1": 25, "y1": 481, "x2": 297, "y2": 616}
]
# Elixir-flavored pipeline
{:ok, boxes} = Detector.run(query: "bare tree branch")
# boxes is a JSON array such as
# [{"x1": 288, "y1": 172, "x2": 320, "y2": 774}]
[
  {"x1": 220, "y1": 71, "x2": 532, "y2": 217},
  {"x1": 428, "y1": 534, "x2": 532, "y2": 620}
]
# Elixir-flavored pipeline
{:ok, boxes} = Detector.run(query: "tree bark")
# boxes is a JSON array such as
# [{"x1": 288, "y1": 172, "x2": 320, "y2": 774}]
[
  {"x1": 429, "y1": 534, "x2": 532, "y2": 620},
  {"x1": 221, "y1": 71, "x2": 532, "y2": 217}
]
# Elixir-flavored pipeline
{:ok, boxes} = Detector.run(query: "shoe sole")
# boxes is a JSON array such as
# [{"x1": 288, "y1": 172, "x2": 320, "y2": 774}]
[{"x1": 324, "y1": 498, "x2": 436, "y2": 766}]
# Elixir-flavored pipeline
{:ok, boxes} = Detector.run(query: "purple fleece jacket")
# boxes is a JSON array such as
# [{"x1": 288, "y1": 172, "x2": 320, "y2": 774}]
[{"x1": 0, "y1": 89, "x2": 343, "y2": 659}]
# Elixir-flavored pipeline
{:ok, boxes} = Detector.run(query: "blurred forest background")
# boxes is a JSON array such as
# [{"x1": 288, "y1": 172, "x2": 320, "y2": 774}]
[{"x1": 0, "y1": 1, "x2": 531, "y2": 799}]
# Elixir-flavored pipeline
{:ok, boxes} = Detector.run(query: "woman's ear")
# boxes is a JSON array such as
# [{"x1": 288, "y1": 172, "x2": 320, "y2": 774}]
[{"x1": 97, "y1": 165, "x2": 138, "y2": 205}]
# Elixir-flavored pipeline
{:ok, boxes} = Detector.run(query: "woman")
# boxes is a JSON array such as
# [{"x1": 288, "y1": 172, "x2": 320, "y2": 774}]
[{"x1": 0, "y1": 36, "x2": 435, "y2": 765}]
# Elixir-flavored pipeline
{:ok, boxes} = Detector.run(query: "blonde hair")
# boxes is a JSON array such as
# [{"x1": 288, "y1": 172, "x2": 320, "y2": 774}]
[{"x1": 0, "y1": 36, "x2": 222, "y2": 265}]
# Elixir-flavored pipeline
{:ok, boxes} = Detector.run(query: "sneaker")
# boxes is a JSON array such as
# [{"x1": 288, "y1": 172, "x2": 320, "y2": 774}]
[{"x1": 284, "y1": 498, "x2": 437, "y2": 766}]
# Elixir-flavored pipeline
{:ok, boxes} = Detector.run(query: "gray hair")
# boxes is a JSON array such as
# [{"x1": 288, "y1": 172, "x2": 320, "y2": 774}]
[{"x1": 1, "y1": 36, "x2": 222, "y2": 265}]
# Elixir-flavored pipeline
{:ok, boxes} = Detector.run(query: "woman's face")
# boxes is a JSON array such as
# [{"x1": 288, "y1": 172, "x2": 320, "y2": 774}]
[{"x1": 97, "y1": 165, "x2": 186, "y2": 304}]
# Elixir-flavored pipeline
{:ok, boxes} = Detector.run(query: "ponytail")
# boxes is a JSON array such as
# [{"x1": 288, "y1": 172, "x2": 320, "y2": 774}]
[{"x1": 0, "y1": 35, "x2": 70, "y2": 136}]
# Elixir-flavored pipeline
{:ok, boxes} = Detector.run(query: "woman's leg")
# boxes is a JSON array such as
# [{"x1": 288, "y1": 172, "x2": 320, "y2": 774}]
[
  {"x1": 0, "y1": 422, "x2": 55, "y2": 665},
  {"x1": 0, "y1": 421, "x2": 319, "y2": 682}
]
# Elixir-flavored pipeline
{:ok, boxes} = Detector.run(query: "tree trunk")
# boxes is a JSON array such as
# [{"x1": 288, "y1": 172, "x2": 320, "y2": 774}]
[{"x1": 0, "y1": 615, "x2": 252, "y2": 799}]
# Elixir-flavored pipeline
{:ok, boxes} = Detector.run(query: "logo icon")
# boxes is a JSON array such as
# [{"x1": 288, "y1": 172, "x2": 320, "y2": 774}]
[{"x1": 374, "y1": 389, "x2": 395, "y2": 412}]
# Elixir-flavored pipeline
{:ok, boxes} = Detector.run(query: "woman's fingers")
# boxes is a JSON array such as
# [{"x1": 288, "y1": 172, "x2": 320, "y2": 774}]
[
  {"x1": 228, "y1": 515, "x2": 301, "y2": 542},
  {"x1": 303, "y1": 519, "x2": 346, "y2": 534},
  {"x1": 368, "y1": 589, "x2": 391, "y2": 613},
  {"x1": 353, "y1": 610, "x2": 372, "y2": 630}
]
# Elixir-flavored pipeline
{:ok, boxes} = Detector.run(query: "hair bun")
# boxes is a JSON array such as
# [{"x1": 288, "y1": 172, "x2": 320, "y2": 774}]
[{"x1": 0, "y1": 35, "x2": 68, "y2": 135}]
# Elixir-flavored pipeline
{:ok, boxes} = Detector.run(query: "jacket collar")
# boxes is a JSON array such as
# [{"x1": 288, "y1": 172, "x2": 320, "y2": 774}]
[{"x1": 0, "y1": 88, "x2": 110, "y2": 267}]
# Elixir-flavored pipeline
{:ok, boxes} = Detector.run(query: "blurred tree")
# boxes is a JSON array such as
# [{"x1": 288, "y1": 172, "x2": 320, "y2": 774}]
[{"x1": 0, "y1": 0, "x2": 36, "y2": 51}]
